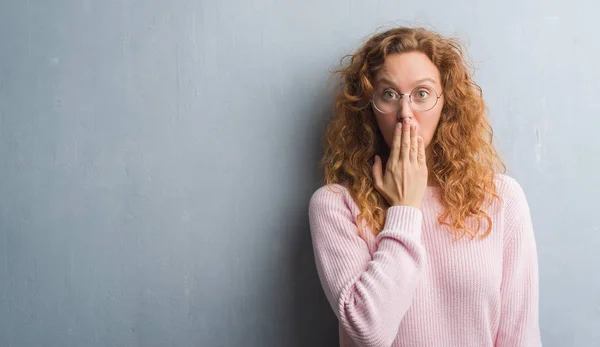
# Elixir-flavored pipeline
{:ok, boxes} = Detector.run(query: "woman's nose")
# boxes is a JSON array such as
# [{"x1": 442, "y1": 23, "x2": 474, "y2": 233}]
[{"x1": 397, "y1": 98, "x2": 413, "y2": 123}]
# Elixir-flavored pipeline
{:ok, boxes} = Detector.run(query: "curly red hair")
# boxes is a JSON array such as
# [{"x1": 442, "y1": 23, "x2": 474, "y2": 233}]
[{"x1": 320, "y1": 26, "x2": 506, "y2": 240}]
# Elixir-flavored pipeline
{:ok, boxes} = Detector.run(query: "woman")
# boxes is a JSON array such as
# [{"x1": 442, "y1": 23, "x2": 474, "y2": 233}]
[{"x1": 308, "y1": 27, "x2": 541, "y2": 347}]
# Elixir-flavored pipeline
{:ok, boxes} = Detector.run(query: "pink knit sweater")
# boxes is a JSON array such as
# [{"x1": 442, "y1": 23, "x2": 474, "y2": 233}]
[{"x1": 308, "y1": 174, "x2": 541, "y2": 347}]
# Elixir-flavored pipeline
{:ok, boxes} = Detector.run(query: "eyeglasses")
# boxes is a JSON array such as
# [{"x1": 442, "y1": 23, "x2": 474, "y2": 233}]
[{"x1": 371, "y1": 86, "x2": 443, "y2": 113}]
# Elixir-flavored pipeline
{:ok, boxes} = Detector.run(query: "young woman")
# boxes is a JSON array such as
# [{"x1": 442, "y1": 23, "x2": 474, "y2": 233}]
[{"x1": 308, "y1": 27, "x2": 542, "y2": 347}]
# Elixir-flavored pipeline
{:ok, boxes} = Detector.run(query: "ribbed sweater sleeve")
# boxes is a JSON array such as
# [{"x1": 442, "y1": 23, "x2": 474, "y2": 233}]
[
  {"x1": 308, "y1": 186, "x2": 427, "y2": 347},
  {"x1": 495, "y1": 178, "x2": 542, "y2": 347}
]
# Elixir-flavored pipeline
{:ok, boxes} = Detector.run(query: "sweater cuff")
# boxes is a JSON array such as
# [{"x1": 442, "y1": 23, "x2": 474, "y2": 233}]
[{"x1": 379, "y1": 205, "x2": 423, "y2": 238}]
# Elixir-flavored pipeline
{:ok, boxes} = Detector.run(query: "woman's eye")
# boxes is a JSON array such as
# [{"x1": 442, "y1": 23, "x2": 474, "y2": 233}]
[
  {"x1": 415, "y1": 90, "x2": 430, "y2": 99},
  {"x1": 383, "y1": 90, "x2": 397, "y2": 100}
]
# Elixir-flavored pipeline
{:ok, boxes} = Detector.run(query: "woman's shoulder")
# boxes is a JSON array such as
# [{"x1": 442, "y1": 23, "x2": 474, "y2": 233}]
[
  {"x1": 492, "y1": 173, "x2": 532, "y2": 223},
  {"x1": 493, "y1": 173, "x2": 529, "y2": 202},
  {"x1": 309, "y1": 181, "x2": 357, "y2": 216},
  {"x1": 310, "y1": 182, "x2": 350, "y2": 206}
]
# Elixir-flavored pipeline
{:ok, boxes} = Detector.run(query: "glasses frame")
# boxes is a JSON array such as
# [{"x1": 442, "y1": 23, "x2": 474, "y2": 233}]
[{"x1": 371, "y1": 86, "x2": 444, "y2": 113}]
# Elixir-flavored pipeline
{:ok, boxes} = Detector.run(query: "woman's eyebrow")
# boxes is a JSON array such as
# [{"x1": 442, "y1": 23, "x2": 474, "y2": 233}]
[
  {"x1": 376, "y1": 77, "x2": 437, "y2": 88},
  {"x1": 413, "y1": 77, "x2": 437, "y2": 85}
]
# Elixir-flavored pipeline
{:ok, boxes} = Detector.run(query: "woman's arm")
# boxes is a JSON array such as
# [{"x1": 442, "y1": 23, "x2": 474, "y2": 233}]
[
  {"x1": 308, "y1": 186, "x2": 426, "y2": 347},
  {"x1": 495, "y1": 178, "x2": 542, "y2": 347}
]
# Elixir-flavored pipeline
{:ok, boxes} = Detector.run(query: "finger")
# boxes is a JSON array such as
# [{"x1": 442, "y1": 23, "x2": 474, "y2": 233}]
[
  {"x1": 417, "y1": 136, "x2": 426, "y2": 167},
  {"x1": 400, "y1": 119, "x2": 410, "y2": 162},
  {"x1": 389, "y1": 123, "x2": 402, "y2": 167},
  {"x1": 409, "y1": 124, "x2": 418, "y2": 163},
  {"x1": 372, "y1": 155, "x2": 383, "y2": 189}
]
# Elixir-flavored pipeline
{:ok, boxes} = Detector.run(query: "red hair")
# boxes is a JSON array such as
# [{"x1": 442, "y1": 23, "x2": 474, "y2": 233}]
[{"x1": 320, "y1": 26, "x2": 506, "y2": 240}]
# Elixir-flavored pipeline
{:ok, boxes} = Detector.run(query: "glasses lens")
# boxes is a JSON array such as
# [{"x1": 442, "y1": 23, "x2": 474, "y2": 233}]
[
  {"x1": 372, "y1": 87, "x2": 439, "y2": 113},
  {"x1": 410, "y1": 86, "x2": 438, "y2": 112},
  {"x1": 373, "y1": 89, "x2": 400, "y2": 113}
]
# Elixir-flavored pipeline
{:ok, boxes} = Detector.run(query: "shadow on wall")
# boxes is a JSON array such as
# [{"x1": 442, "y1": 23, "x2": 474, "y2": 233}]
[
  {"x1": 291, "y1": 216, "x2": 339, "y2": 346},
  {"x1": 290, "y1": 88, "x2": 339, "y2": 346}
]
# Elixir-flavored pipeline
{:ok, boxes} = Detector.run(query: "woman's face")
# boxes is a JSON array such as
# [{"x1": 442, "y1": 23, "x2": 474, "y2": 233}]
[{"x1": 372, "y1": 51, "x2": 444, "y2": 157}]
